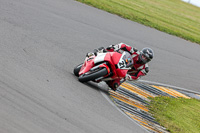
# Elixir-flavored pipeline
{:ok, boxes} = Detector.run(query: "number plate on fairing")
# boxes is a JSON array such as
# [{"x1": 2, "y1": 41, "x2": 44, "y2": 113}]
[{"x1": 117, "y1": 52, "x2": 133, "y2": 69}]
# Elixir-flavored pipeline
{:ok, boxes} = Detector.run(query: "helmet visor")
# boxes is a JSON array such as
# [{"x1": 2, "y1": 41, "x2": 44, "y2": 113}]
[{"x1": 141, "y1": 54, "x2": 150, "y2": 63}]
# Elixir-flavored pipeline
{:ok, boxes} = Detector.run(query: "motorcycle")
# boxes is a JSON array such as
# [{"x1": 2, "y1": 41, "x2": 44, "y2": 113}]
[{"x1": 73, "y1": 50, "x2": 133, "y2": 87}]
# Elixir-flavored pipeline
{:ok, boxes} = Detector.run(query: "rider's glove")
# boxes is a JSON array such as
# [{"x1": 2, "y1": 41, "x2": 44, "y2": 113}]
[
  {"x1": 107, "y1": 44, "x2": 120, "y2": 51},
  {"x1": 106, "y1": 45, "x2": 115, "y2": 50},
  {"x1": 94, "y1": 47, "x2": 106, "y2": 56},
  {"x1": 125, "y1": 74, "x2": 133, "y2": 81},
  {"x1": 113, "y1": 45, "x2": 120, "y2": 51}
]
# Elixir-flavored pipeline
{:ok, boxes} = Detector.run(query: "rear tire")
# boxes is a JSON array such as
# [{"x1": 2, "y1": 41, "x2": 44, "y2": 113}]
[
  {"x1": 78, "y1": 67, "x2": 108, "y2": 82},
  {"x1": 73, "y1": 63, "x2": 83, "y2": 77}
]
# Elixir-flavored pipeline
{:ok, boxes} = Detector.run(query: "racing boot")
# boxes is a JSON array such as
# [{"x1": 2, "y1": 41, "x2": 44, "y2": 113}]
[{"x1": 106, "y1": 80, "x2": 120, "y2": 91}]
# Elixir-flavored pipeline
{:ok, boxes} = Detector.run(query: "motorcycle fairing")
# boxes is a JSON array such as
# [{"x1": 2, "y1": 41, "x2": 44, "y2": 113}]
[
  {"x1": 104, "y1": 52, "x2": 133, "y2": 79},
  {"x1": 79, "y1": 55, "x2": 95, "y2": 75},
  {"x1": 79, "y1": 51, "x2": 133, "y2": 80},
  {"x1": 94, "y1": 53, "x2": 107, "y2": 64}
]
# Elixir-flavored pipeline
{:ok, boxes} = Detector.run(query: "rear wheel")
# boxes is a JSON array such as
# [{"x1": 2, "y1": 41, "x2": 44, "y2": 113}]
[
  {"x1": 78, "y1": 67, "x2": 108, "y2": 82},
  {"x1": 73, "y1": 63, "x2": 83, "y2": 76}
]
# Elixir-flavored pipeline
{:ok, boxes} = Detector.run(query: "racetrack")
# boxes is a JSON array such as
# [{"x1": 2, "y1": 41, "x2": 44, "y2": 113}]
[{"x1": 0, "y1": 0, "x2": 200, "y2": 133}]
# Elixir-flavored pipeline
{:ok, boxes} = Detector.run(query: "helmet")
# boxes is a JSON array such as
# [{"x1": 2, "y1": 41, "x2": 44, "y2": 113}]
[{"x1": 138, "y1": 48, "x2": 154, "y2": 64}]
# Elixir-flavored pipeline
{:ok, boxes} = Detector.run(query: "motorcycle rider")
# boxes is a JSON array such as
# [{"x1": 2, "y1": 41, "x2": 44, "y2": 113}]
[{"x1": 87, "y1": 43, "x2": 154, "y2": 91}]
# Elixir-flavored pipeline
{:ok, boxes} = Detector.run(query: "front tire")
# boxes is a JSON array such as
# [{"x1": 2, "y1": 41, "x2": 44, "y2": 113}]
[
  {"x1": 78, "y1": 67, "x2": 108, "y2": 82},
  {"x1": 73, "y1": 63, "x2": 83, "y2": 76}
]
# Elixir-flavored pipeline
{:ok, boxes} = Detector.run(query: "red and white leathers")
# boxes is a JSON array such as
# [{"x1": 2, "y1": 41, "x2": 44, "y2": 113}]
[{"x1": 105, "y1": 43, "x2": 149, "y2": 90}]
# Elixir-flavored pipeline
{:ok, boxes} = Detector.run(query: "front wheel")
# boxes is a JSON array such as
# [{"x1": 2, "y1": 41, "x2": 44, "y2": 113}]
[
  {"x1": 78, "y1": 67, "x2": 108, "y2": 82},
  {"x1": 73, "y1": 63, "x2": 83, "y2": 76}
]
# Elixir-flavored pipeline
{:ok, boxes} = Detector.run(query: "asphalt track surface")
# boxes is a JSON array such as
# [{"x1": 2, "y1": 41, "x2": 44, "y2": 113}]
[{"x1": 0, "y1": 0, "x2": 200, "y2": 133}]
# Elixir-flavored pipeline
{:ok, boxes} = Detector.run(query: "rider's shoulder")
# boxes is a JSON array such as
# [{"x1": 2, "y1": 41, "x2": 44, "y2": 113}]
[
  {"x1": 117, "y1": 42, "x2": 128, "y2": 47},
  {"x1": 117, "y1": 42, "x2": 127, "y2": 45}
]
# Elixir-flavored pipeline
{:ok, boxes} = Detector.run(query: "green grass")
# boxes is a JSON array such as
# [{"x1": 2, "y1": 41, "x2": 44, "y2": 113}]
[
  {"x1": 148, "y1": 96, "x2": 200, "y2": 133},
  {"x1": 77, "y1": 0, "x2": 200, "y2": 44}
]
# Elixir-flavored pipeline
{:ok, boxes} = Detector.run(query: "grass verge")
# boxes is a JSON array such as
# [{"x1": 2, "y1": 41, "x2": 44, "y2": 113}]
[
  {"x1": 148, "y1": 96, "x2": 200, "y2": 133},
  {"x1": 76, "y1": 0, "x2": 200, "y2": 44}
]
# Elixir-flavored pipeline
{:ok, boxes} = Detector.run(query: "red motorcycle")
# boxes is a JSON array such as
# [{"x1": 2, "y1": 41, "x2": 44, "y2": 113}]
[{"x1": 74, "y1": 51, "x2": 133, "y2": 85}]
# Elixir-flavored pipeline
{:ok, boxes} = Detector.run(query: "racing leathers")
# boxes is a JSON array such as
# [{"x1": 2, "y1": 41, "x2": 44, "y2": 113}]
[{"x1": 105, "y1": 43, "x2": 149, "y2": 90}]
